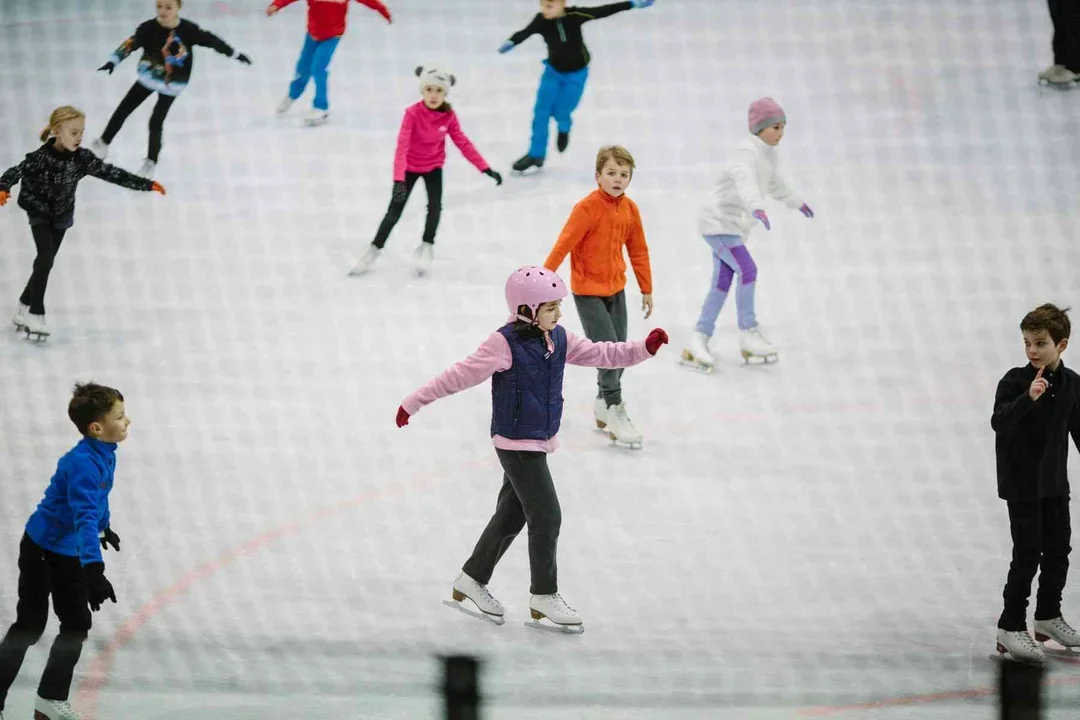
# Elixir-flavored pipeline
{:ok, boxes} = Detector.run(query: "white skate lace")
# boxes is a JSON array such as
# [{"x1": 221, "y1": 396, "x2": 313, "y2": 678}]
[
  {"x1": 1042, "y1": 617, "x2": 1077, "y2": 639},
  {"x1": 550, "y1": 593, "x2": 575, "y2": 614},
  {"x1": 1013, "y1": 631, "x2": 1040, "y2": 654}
]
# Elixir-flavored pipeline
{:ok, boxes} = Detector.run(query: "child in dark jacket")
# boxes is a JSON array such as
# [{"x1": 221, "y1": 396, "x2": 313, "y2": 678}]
[
  {"x1": 991, "y1": 303, "x2": 1080, "y2": 663},
  {"x1": 0, "y1": 383, "x2": 130, "y2": 720}
]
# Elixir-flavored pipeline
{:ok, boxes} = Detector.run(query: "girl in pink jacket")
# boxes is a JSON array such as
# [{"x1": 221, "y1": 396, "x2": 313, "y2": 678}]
[
  {"x1": 395, "y1": 266, "x2": 668, "y2": 632},
  {"x1": 349, "y1": 66, "x2": 502, "y2": 277}
]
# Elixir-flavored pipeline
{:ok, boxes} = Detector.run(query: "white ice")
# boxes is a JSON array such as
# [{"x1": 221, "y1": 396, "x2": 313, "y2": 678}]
[{"x1": 1, "y1": 0, "x2": 1079, "y2": 718}]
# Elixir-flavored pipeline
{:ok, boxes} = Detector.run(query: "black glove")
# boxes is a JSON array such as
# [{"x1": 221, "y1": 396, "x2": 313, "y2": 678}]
[
  {"x1": 84, "y1": 563, "x2": 117, "y2": 612},
  {"x1": 483, "y1": 168, "x2": 503, "y2": 186},
  {"x1": 235, "y1": 52, "x2": 252, "y2": 65},
  {"x1": 98, "y1": 61, "x2": 115, "y2": 74},
  {"x1": 99, "y1": 526, "x2": 120, "y2": 552},
  {"x1": 391, "y1": 180, "x2": 408, "y2": 204}
]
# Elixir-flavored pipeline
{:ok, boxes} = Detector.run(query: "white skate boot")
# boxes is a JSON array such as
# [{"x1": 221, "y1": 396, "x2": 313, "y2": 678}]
[
  {"x1": 89, "y1": 138, "x2": 108, "y2": 159},
  {"x1": 527, "y1": 593, "x2": 583, "y2": 634},
  {"x1": 347, "y1": 245, "x2": 382, "y2": 276},
  {"x1": 740, "y1": 326, "x2": 777, "y2": 364},
  {"x1": 412, "y1": 242, "x2": 434, "y2": 277},
  {"x1": 276, "y1": 96, "x2": 294, "y2": 115},
  {"x1": 1034, "y1": 617, "x2": 1080, "y2": 655},
  {"x1": 996, "y1": 628, "x2": 1046, "y2": 664},
  {"x1": 137, "y1": 159, "x2": 156, "y2": 178},
  {"x1": 593, "y1": 397, "x2": 608, "y2": 429},
  {"x1": 1038, "y1": 64, "x2": 1078, "y2": 87},
  {"x1": 605, "y1": 402, "x2": 643, "y2": 449},
  {"x1": 443, "y1": 572, "x2": 505, "y2": 625},
  {"x1": 12, "y1": 302, "x2": 29, "y2": 330},
  {"x1": 34, "y1": 696, "x2": 82, "y2": 720},
  {"x1": 305, "y1": 108, "x2": 329, "y2": 127},
  {"x1": 22, "y1": 313, "x2": 50, "y2": 342},
  {"x1": 680, "y1": 330, "x2": 715, "y2": 373}
]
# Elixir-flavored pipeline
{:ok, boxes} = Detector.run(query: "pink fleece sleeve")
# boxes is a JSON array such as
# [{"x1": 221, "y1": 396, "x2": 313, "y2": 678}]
[
  {"x1": 446, "y1": 112, "x2": 490, "y2": 172},
  {"x1": 392, "y1": 107, "x2": 416, "y2": 182},
  {"x1": 564, "y1": 329, "x2": 653, "y2": 369},
  {"x1": 401, "y1": 332, "x2": 512, "y2": 416}
]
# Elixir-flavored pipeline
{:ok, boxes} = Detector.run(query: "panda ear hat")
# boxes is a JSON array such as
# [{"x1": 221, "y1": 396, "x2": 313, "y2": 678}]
[{"x1": 415, "y1": 65, "x2": 456, "y2": 94}]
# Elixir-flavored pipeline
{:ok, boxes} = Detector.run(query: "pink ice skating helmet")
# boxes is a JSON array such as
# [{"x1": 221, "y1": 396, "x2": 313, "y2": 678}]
[{"x1": 505, "y1": 266, "x2": 567, "y2": 323}]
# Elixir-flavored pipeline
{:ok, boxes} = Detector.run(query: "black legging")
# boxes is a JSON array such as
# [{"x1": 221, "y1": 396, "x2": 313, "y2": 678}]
[
  {"x1": 371, "y1": 168, "x2": 443, "y2": 248},
  {"x1": 1049, "y1": 0, "x2": 1080, "y2": 72},
  {"x1": 19, "y1": 223, "x2": 68, "y2": 315},
  {"x1": 101, "y1": 82, "x2": 177, "y2": 162}
]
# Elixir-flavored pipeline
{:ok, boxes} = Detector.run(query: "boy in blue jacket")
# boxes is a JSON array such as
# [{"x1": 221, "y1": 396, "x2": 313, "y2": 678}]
[{"x1": 0, "y1": 383, "x2": 129, "y2": 720}]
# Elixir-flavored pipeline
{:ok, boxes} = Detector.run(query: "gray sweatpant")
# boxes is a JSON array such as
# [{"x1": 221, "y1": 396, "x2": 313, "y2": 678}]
[{"x1": 573, "y1": 290, "x2": 628, "y2": 407}]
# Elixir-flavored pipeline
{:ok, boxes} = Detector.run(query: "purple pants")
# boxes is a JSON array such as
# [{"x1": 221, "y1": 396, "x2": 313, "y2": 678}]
[{"x1": 694, "y1": 234, "x2": 758, "y2": 334}]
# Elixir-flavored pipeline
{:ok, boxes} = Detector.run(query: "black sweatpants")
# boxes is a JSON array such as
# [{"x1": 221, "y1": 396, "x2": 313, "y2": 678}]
[
  {"x1": 101, "y1": 82, "x2": 177, "y2": 163},
  {"x1": 573, "y1": 290, "x2": 628, "y2": 407},
  {"x1": 1049, "y1": 0, "x2": 1080, "y2": 72},
  {"x1": 998, "y1": 497, "x2": 1072, "y2": 631},
  {"x1": 18, "y1": 219, "x2": 70, "y2": 315},
  {"x1": 371, "y1": 168, "x2": 443, "y2": 248},
  {"x1": 0, "y1": 533, "x2": 92, "y2": 710},
  {"x1": 462, "y1": 449, "x2": 562, "y2": 595}
]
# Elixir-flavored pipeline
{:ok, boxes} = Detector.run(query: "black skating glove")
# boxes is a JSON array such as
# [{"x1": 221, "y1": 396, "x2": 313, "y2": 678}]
[
  {"x1": 99, "y1": 527, "x2": 120, "y2": 552},
  {"x1": 98, "y1": 61, "x2": 115, "y2": 74},
  {"x1": 483, "y1": 168, "x2": 503, "y2": 186},
  {"x1": 391, "y1": 180, "x2": 408, "y2": 204},
  {"x1": 235, "y1": 52, "x2": 252, "y2": 65},
  {"x1": 84, "y1": 562, "x2": 117, "y2": 612}
]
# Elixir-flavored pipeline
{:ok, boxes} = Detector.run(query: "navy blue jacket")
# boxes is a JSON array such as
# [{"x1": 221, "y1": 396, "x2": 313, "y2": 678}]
[{"x1": 491, "y1": 324, "x2": 567, "y2": 440}]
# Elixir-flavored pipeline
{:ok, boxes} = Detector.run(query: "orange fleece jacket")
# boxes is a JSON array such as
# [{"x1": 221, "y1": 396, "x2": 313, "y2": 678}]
[{"x1": 543, "y1": 188, "x2": 652, "y2": 297}]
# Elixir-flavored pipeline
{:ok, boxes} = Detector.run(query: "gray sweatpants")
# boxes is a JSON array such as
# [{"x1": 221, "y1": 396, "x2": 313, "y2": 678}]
[{"x1": 573, "y1": 290, "x2": 628, "y2": 407}]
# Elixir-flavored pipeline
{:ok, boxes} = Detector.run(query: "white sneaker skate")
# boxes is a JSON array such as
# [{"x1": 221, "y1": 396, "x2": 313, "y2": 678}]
[
  {"x1": 593, "y1": 397, "x2": 608, "y2": 429},
  {"x1": 276, "y1": 96, "x2": 294, "y2": 115},
  {"x1": 1038, "y1": 64, "x2": 1078, "y2": 87},
  {"x1": 443, "y1": 572, "x2": 505, "y2": 625},
  {"x1": 996, "y1": 628, "x2": 1046, "y2": 664},
  {"x1": 412, "y1": 242, "x2": 434, "y2": 277},
  {"x1": 304, "y1": 108, "x2": 329, "y2": 127},
  {"x1": 34, "y1": 696, "x2": 82, "y2": 720},
  {"x1": 22, "y1": 313, "x2": 50, "y2": 341},
  {"x1": 137, "y1": 159, "x2": 156, "y2": 178},
  {"x1": 89, "y1": 138, "x2": 108, "y2": 159},
  {"x1": 347, "y1": 245, "x2": 382, "y2": 276},
  {"x1": 12, "y1": 302, "x2": 29, "y2": 330},
  {"x1": 527, "y1": 593, "x2": 583, "y2": 634},
  {"x1": 605, "y1": 402, "x2": 643, "y2": 449},
  {"x1": 740, "y1": 326, "x2": 777, "y2": 364},
  {"x1": 680, "y1": 330, "x2": 715, "y2": 373},
  {"x1": 1034, "y1": 617, "x2": 1080, "y2": 654}
]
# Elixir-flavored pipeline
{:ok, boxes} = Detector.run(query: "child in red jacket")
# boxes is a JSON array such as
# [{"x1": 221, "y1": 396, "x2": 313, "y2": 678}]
[{"x1": 267, "y1": 0, "x2": 392, "y2": 126}]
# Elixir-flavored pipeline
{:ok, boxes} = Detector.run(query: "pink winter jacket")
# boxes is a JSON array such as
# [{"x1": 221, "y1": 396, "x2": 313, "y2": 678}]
[
  {"x1": 401, "y1": 325, "x2": 653, "y2": 453},
  {"x1": 393, "y1": 102, "x2": 490, "y2": 182}
]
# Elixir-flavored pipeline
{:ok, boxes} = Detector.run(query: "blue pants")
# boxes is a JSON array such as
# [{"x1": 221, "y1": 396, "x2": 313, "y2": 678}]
[
  {"x1": 528, "y1": 63, "x2": 589, "y2": 159},
  {"x1": 288, "y1": 34, "x2": 341, "y2": 111},
  {"x1": 694, "y1": 234, "x2": 758, "y2": 335}
]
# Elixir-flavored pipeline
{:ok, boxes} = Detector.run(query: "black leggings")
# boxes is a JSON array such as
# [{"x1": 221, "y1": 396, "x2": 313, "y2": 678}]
[
  {"x1": 371, "y1": 168, "x2": 443, "y2": 248},
  {"x1": 19, "y1": 223, "x2": 68, "y2": 315},
  {"x1": 1049, "y1": 0, "x2": 1080, "y2": 71},
  {"x1": 101, "y1": 82, "x2": 177, "y2": 162}
]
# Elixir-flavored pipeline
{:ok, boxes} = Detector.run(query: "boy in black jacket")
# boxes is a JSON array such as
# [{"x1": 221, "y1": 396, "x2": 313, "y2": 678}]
[{"x1": 992, "y1": 303, "x2": 1080, "y2": 663}]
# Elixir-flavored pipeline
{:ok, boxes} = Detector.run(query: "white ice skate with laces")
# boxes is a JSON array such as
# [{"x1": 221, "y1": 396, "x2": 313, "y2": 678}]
[
  {"x1": 443, "y1": 572, "x2": 505, "y2": 625},
  {"x1": 412, "y1": 242, "x2": 434, "y2": 277},
  {"x1": 527, "y1": 593, "x2": 583, "y2": 634},
  {"x1": 22, "y1": 313, "x2": 50, "y2": 342},
  {"x1": 12, "y1": 302, "x2": 29, "y2": 331},
  {"x1": 347, "y1": 245, "x2": 382, "y2": 276},
  {"x1": 680, "y1": 330, "x2": 716, "y2": 373},
  {"x1": 995, "y1": 628, "x2": 1046, "y2": 664},
  {"x1": 34, "y1": 695, "x2": 83, "y2": 720},
  {"x1": 1034, "y1": 617, "x2": 1080, "y2": 657},
  {"x1": 305, "y1": 108, "x2": 329, "y2": 127},
  {"x1": 740, "y1": 326, "x2": 777, "y2": 364},
  {"x1": 592, "y1": 397, "x2": 608, "y2": 430},
  {"x1": 137, "y1": 159, "x2": 156, "y2": 178},
  {"x1": 605, "y1": 402, "x2": 643, "y2": 449},
  {"x1": 276, "y1": 96, "x2": 294, "y2": 115}
]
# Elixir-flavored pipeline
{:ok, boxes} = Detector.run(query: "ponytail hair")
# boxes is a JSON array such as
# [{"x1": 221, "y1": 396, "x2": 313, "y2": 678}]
[{"x1": 39, "y1": 105, "x2": 86, "y2": 143}]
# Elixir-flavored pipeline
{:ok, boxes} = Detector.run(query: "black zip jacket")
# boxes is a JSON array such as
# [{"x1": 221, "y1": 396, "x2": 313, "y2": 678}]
[{"x1": 507, "y1": 3, "x2": 634, "y2": 73}]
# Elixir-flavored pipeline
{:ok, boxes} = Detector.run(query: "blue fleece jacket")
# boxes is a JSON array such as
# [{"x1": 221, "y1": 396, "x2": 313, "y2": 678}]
[{"x1": 24, "y1": 437, "x2": 116, "y2": 566}]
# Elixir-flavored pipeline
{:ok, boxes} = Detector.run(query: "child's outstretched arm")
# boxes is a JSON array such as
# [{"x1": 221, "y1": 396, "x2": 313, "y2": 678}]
[
  {"x1": 354, "y1": 0, "x2": 393, "y2": 23},
  {"x1": 99, "y1": 25, "x2": 147, "y2": 74},
  {"x1": 565, "y1": 327, "x2": 667, "y2": 369},
  {"x1": 0, "y1": 158, "x2": 27, "y2": 202},
  {"x1": 265, "y1": 0, "x2": 298, "y2": 15},
  {"x1": 193, "y1": 26, "x2": 250, "y2": 64},
  {"x1": 568, "y1": 2, "x2": 643, "y2": 23},
  {"x1": 543, "y1": 202, "x2": 593, "y2": 272},
  {"x1": 501, "y1": 15, "x2": 544, "y2": 52},
  {"x1": 990, "y1": 370, "x2": 1041, "y2": 433},
  {"x1": 446, "y1": 115, "x2": 500, "y2": 184},
  {"x1": 83, "y1": 153, "x2": 160, "y2": 193}
]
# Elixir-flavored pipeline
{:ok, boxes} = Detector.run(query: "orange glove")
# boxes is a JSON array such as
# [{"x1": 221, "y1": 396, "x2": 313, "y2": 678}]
[
  {"x1": 151, "y1": 182, "x2": 166, "y2": 196},
  {"x1": 0, "y1": 190, "x2": 9, "y2": 206}
]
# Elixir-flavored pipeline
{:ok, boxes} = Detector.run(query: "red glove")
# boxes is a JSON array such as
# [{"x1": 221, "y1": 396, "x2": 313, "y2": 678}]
[
  {"x1": 362, "y1": 0, "x2": 392, "y2": 22},
  {"x1": 396, "y1": 405, "x2": 410, "y2": 427},
  {"x1": 0, "y1": 190, "x2": 9, "y2": 206},
  {"x1": 151, "y1": 182, "x2": 166, "y2": 196},
  {"x1": 645, "y1": 328, "x2": 668, "y2": 355}
]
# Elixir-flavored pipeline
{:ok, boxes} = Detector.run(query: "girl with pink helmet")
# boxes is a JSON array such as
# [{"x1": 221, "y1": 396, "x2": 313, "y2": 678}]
[{"x1": 395, "y1": 266, "x2": 668, "y2": 632}]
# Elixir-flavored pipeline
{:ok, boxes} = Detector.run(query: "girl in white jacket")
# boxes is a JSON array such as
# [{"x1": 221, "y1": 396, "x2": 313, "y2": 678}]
[{"x1": 682, "y1": 97, "x2": 813, "y2": 371}]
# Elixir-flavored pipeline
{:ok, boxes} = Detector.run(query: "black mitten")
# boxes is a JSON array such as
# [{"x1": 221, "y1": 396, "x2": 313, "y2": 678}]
[
  {"x1": 98, "y1": 61, "x2": 115, "y2": 74},
  {"x1": 99, "y1": 527, "x2": 121, "y2": 552},
  {"x1": 483, "y1": 168, "x2": 503, "y2": 186},
  {"x1": 84, "y1": 563, "x2": 117, "y2": 612}
]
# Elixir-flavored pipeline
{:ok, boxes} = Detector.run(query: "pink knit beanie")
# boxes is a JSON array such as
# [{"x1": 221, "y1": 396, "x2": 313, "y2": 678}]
[{"x1": 748, "y1": 97, "x2": 786, "y2": 135}]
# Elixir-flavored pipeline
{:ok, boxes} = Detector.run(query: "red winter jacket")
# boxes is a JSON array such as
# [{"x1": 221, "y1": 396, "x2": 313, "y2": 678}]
[{"x1": 271, "y1": 0, "x2": 391, "y2": 42}]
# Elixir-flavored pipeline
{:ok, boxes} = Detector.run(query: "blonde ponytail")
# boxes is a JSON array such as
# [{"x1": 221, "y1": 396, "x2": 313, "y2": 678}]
[{"x1": 40, "y1": 105, "x2": 86, "y2": 143}]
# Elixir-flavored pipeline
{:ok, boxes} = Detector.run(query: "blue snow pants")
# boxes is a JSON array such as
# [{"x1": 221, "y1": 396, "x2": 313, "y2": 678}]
[
  {"x1": 528, "y1": 63, "x2": 589, "y2": 159},
  {"x1": 288, "y1": 34, "x2": 341, "y2": 111}
]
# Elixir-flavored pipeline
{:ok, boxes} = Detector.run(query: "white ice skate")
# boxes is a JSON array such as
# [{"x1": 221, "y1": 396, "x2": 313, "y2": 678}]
[
  {"x1": 412, "y1": 242, "x2": 434, "y2": 277},
  {"x1": 680, "y1": 330, "x2": 715, "y2": 373},
  {"x1": 527, "y1": 593, "x2": 583, "y2": 634},
  {"x1": 34, "y1": 696, "x2": 82, "y2": 720},
  {"x1": 995, "y1": 628, "x2": 1046, "y2": 664},
  {"x1": 740, "y1": 326, "x2": 777, "y2": 364},
  {"x1": 137, "y1": 159, "x2": 156, "y2": 178},
  {"x1": 443, "y1": 572, "x2": 505, "y2": 625},
  {"x1": 22, "y1": 313, "x2": 50, "y2": 342},
  {"x1": 88, "y1": 138, "x2": 108, "y2": 159},
  {"x1": 593, "y1": 397, "x2": 608, "y2": 430},
  {"x1": 347, "y1": 245, "x2": 382, "y2": 276},
  {"x1": 1038, "y1": 64, "x2": 1078, "y2": 88},
  {"x1": 276, "y1": 96, "x2": 294, "y2": 115},
  {"x1": 12, "y1": 302, "x2": 29, "y2": 330},
  {"x1": 605, "y1": 402, "x2": 643, "y2": 449},
  {"x1": 1034, "y1": 617, "x2": 1080, "y2": 657},
  {"x1": 304, "y1": 109, "x2": 329, "y2": 127}
]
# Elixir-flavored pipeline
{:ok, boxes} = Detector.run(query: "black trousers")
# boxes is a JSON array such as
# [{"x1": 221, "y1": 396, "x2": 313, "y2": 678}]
[
  {"x1": 371, "y1": 168, "x2": 443, "y2": 248},
  {"x1": 573, "y1": 291, "x2": 629, "y2": 407},
  {"x1": 462, "y1": 449, "x2": 562, "y2": 595},
  {"x1": 1049, "y1": 0, "x2": 1080, "y2": 72},
  {"x1": 18, "y1": 221, "x2": 69, "y2": 315},
  {"x1": 998, "y1": 497, "x2": 1072, "y2": 631},
  {"x1": 101, "y1": 82, "x2": 177, "y2": 163},
  {"x1": 0, "y1": 534, "x2": 92, "y2": 710}
]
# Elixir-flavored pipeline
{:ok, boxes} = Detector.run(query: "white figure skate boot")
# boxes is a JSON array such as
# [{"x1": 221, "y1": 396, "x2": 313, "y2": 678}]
[
  {"x1": 12, "y1": 302, "x2": 29, "y2": 330},
  {"x1": 347, "y1": 245, "x2": 382, "y2": 276},
  {"x1": 276, "y1": 96, "x2": 294, "y2": 115},
  {"x1": 22, "y1": 313, "x2": 50, "y2": 341},
  {"x1": 996, "y1": 628, "x2": 1046, "y2": 664},
  {"x1": 89, "y1": 138, "x2": 108, "y2": 159},
  {"x1": 1034, "y1": 617, "x2": 1080, "y2": 651},
  {"x1": 593, "y1": 397, "x2": 608, "y2": 429},
  {"x1": 605, "y1": 402, "x2": 643, "y2": 449},
  {"x1": 305, "y1": 108, "x2": 329, "y2": 127},
  {"x1": 740, "y1": 326, "x2": 777, "y2": 363},
  {"x1": 443, "y1": 572, "x2": 505, "y2": 624},
  {"x1": 680, "y1": 330, "x2": 715, "y2": 372},
  {"x1": 412, "y1": 242, "x2": 434, "y2": 277},
  {"x1": 1038, "y1": 64, "x2": 1078, "y2": 86},
  {"x1": 137, "y1": 159, "x2": 156, "y2": 178},
  {"x1": 528, "y1": 593, "x2": 583, "y2": 634},
  {"x1": 34, "y1": 696, "x2": 83, "y2": 720}
]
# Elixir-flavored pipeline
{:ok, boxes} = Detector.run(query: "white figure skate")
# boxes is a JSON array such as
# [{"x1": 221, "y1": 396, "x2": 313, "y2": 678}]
[
  {"x1": 34, "y1": 696, "x2": 83, "y2": 720},
  {"x1": 347, "y1": 245, "x2": 382, "y2": 276},
  {"x1": 1038, "y1": 64, "x2": 1078, "y2": 88},
  {"x1": 740, "y1": 326, "x2": 777, "y2": 364},
  {"x1": 995, "y1": 628, "x2": 1046, "y2": 664},
  {"x1": 412, "y1": 242, "x2": 434, "y2": 277},
  {"x1": 88, "y1": 138, "x2": 108, "y2": 159},
  {"x1": 276, "y1": 96, "x2": 294, "y2": 115},
  {"x1": 12, "y1": 302, "x2": 29, "y2": 331},
  {"x1": 593, "y1": 397, "x2": 608, "y2": 430},
  {"x1": 680, "y1": 331, "x2": 715, "y2": 373},
  {"x1": 605, "y1": 402, "x2": 642, "y2": 449},
  {"x1": 22, "y1": 313, "x2": 50, "y2": 342},
  {"x1": 443, "y1": 572, "x2": 505, "y2": 625},
  {"x1": 305, "y1": 109, "x2": 329, "y2": 127},
  {"x1": 1034, "y1": 617, "x2": 1080, "y2": 658},
  {"x1": 527, "y1": 593, "x2": 583, "y2": 634},
  {"x1": 137, "y1": 159, "x2": 156, "y2": 178}
]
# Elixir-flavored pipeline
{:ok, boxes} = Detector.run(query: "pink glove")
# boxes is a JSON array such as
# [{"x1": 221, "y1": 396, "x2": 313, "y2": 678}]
[
  {"x1": 396, "y1": 406, "x2": 410, "y2": 427},
  {"x1": 752, "y1": 209, "x2": 770, "y2": 230},
  {"x1": 799, "y1": 203, "x2": 814, "y2": 218},
  {"x1": 645, "y1": 328, "x2": 669, "y2": 355}
]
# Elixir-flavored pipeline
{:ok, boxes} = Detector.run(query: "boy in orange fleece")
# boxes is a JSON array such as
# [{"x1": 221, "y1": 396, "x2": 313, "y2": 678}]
[{"x1": 543, "y1": 145, "x2": 652, "y2": 448}]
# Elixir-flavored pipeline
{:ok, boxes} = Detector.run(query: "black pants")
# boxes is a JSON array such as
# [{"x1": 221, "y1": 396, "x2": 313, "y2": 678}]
[
  {"x1": 371, "y1": 168, "x2": 443, "y2": 248},
  {"x1": 462, "y1": 449, "x2": 562, "y2": 595},
  {"x1": 998, "y1": 497, "x2": 1072, "y2": 631},
  {"x1": 101, "y1": 82, "x2": 177, "y2": 163},
  {"x1": 1049, "y1": 0, "x2": 1080, "y2": 72},
  {"x1": 19, "y1": 221, "x2": 69, "y2": 315},
  {"x1": 0, "y1": 534, "x2": 92, "y2": 710},
  {"x1": 573, "y1": 291, "x2": 629, "y2": 407}
]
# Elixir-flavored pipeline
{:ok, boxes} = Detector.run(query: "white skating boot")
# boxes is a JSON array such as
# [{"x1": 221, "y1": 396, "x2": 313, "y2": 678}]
[
  {"x1": 304, "y1": 108, "x2": 329, "y2": 127},
  {"x1": 347, "y1": 245, "x2": 382, "y2": 276},
  {"x1": 443, "y1": 572, "x2": 505, "y2": 625},
  {"x1": 137, "y1": 159, "x2": 156, "y2": 178},
  {"x1": 527, "y1": 593, "x2": 583, "y2": 634},
  {"x1": 34, "y1": 696, "x2": 82, "y2": 720},
  {"x1": 1034, "y1": 617, "x2": 1080, "y2": 652},
  {"x1": 22, "y1": 313, "x2": 50, "y2": 341},
  {"x1": 276, "y1": 96, "x2": 294, "y2": 115},
  {"x1": 593, "y1": 397, "x2": 608, "y2": 429},
  {"x1": 412, "y1": 242, "x2": 434, "y2": 277},
  {"x1": 740, "y1": 326, "x2": 778, "y2": 363},
  {"x1": 680, "y1": 330, "x2": 715, "y2": 372},
  {"x1": 89, "y1": 138, "x2": 108, "y2": 159},
  {"x1": 12, "y1": 302, "x2": 29, "y2": 330},
  {"x1": 1038, "y1": 64, "x2": 1078, "y2": 87},
  {"x1": 605, "y1": 402, "x2": 643, "y2": 449},
  {"x1": 996, "y1": 628, "x2": 1046, "y2": 664}
]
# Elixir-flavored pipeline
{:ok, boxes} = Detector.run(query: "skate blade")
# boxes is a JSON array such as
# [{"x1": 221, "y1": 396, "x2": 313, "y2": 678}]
[
  {"x1": 992, "y1": 643, "x2": 1046, "y2": 665},
  {"x1": 677, "y1": 356, "x2": 714, "y2": 374},
  {"x1": 607, "y1": 433, "x2": 643, "y2": 450},
  {"x1": 740, "y1": 351, "x2": 777, "y2": 365},
  {"x1": 442, "y1": 598, "x2": 505, "y2": 626},
  {"x1": 512, "y1": 167, "x2": 543, "y2": 176},
  {"x1": 22, "y1": 330, "x2": 49, "y2": 342},
  {"x1": 525, "y1": 618, "x2": 584, "y2": 635},
  {"x1": 1035, "y1": 637, "x2": 1080, "y2": 662}
]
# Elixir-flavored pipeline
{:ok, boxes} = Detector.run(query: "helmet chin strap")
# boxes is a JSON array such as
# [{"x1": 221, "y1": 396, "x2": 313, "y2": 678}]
[{"x1": 517, "y1": 310, "x2": 555, "y2": 356}]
